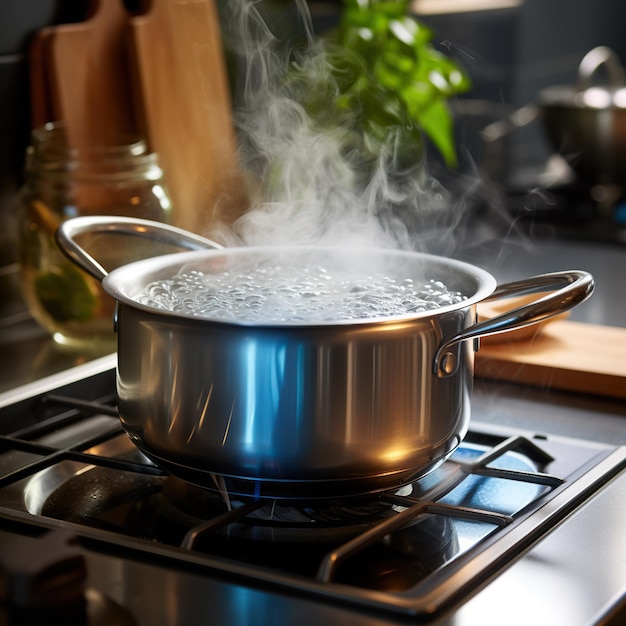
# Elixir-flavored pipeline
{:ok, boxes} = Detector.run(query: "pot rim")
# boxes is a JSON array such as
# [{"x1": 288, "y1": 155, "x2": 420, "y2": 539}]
[{"x1": 103, "y1": 245, "x2": 497, "y2": 328}]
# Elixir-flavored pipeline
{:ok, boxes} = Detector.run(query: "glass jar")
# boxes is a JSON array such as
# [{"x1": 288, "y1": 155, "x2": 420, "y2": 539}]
[{"x1": 18, "y1": 122, "x2": 172, "y2": 349}]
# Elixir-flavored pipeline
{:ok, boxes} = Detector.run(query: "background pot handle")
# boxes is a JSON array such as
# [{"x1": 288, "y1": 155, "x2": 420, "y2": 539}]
[
  {"x1": 434, "y1": 270, "x2": 594, "y2": 377},
  {"x1": 577, "y1": 46, "x2": 625, "y2": 90},
  {"x1": 56, "y1": 215, "x2": 223, "y2": 281}
]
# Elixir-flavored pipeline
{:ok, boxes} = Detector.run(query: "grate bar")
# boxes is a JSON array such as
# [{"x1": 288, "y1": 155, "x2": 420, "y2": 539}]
[
  {"x1": 475, "y1": 435, "x2": 555, "y2": 466},
  {"x1": 43, "y1": 394, "x2": 119, "y2": 417},
  {"x1": 8, "y1": 395, "x2": 118, "y2": 440},
  {"x1": 182, "y1": 501, "x2": 265, "y2": 549},
  {"x1": 0, "y1": 451, "x2": 66, "y2": 489},
  {"x1": 0, "y1": 425, "x2": 165, "y2": 489},
  {"x1": 316, "y1": 500, "x2": 429, "y2": 583},
  {"x1": 426, "y1": 502, "x2": 513, "y2": 526},
  {"x1": 474, "y1": 466, "x2": 564, "y2": 487},
  {"x1": 382, "y1": 494, "x2": 513, "y2": 527}
]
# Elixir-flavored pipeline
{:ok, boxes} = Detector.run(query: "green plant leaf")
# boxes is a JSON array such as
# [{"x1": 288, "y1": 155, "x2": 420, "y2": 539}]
[
  {"x1": 317, "y1": 0, "x2": 470, "y2": 167},
  {"x1": 415, "y1": 99, "x2": 458, "y2": 168}
]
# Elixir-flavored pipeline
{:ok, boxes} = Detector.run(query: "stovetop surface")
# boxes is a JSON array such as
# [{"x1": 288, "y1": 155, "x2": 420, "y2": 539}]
[{"x1": 1, "y1": 358, "x2": 626, "y2": 625}]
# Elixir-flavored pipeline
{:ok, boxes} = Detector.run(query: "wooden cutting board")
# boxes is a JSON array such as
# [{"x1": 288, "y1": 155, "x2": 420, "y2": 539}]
[
  {"x1": 128, "y1": 0, "x2": 247, "y2": 234},
  {"x1": 47, "y1": 0, "x2": 137, "y2": 149},
  {"x1": 474, "y1": 320, "x2": 626, "y2": 399},
  {"x1": 28, "y1": 27, "x2": 56, "y2": 128}
]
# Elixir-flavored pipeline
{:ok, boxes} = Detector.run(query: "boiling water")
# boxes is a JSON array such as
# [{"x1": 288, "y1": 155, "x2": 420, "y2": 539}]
[{"x1": 135, "y1": 263, "x2": 467, "y2": 323}]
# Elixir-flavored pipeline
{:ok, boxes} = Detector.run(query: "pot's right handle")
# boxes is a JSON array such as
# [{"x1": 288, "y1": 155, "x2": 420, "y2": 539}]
[
  {"x1": 434, "y1": 270, "x2": 594, "y2": 377},
  {"x1": 55, "y1": 215, "x2": 223, "y2": 282}
]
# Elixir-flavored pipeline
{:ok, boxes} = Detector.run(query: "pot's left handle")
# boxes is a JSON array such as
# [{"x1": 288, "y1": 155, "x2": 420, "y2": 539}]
[
  {"x1": 55, "y1": 215, "x2": 224, "y2": 282},
  {"x1": 434, "y1": 270, "x2": 594, "y2": 377}
]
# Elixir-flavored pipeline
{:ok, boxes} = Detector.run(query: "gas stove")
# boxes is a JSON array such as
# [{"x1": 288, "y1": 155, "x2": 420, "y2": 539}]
[{"x1": 1, "y1": 354, "x2": 625, "y2": 625}]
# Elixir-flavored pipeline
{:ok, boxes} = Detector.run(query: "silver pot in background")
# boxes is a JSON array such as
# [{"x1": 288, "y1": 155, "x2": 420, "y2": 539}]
[
  {"x1": 56, "y1": 216, "x2": 594, "y2": 500},
  {"x1": 482, "y1": 46, "x2": 626, "y2": 190},
  {"x1": 538, "y1": 46, "x2": 626, "y2": 187}
]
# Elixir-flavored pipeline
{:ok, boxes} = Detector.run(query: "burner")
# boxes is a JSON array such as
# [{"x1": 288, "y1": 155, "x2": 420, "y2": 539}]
[
  {"x1": 24, "y1": 458, "x2": 420, "y2": 546},
  {"x1": 16, "y1": 449, "x2": 460, "y2": 588},
  {"x1": 18, "y1": 435, "x2": 545, "y2": 537},
  {"x1": 140, "y1": 445, "x2": 440, "y2": 501},
  {"x1": 5, "y1": 433, "x2": 550, "y2": 591}
]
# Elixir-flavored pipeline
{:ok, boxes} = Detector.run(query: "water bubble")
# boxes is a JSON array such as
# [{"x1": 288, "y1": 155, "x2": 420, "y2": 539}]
[{"x1": 135, "y1": 264, "x2": 467, "y2": 323}]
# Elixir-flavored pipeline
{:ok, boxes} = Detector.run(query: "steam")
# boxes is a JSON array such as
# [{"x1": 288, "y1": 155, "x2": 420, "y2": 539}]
[{"x1": 215, "y1": 0, "x2": 504, "y2": 255}]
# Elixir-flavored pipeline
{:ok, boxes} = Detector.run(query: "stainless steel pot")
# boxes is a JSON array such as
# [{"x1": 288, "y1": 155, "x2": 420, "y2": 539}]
[{"x1": 56, "y1": 216, "x2": 594, "y2": 499}]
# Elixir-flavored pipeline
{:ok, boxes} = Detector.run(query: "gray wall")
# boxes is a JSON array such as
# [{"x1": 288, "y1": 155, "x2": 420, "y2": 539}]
[{"x1": 514, "y1": 0, "x2": 626, "y2": 105}]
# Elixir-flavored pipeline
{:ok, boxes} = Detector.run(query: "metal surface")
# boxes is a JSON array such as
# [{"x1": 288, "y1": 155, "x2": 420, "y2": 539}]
[
  {"x1": 54, "y1": 216, "x2": 592, "y2": 497},
  {"x1": 89, "y1": 465, "x2": 624, "y2": 626},
  {"x1": 54, "y1": 214, "x2": 224, "y2": 282},
  {"x1": 434, "y1": 269, "x2": 593, "y2": 374}
]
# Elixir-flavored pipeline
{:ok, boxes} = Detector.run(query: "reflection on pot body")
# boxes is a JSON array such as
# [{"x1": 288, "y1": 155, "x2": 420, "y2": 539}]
[{"x1": 116, "y1": 304, "x2": 473, "y2": 498}]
